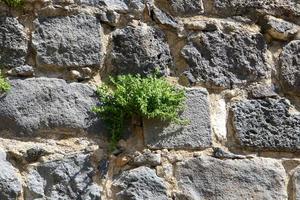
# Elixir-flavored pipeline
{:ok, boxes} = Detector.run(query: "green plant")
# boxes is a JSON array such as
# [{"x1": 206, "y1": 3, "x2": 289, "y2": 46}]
[
  {"x1": 0, "y1": 72, "x2": 10, "y2": 93},
  {"x1": 93, "y1": 74, "x2": 186, "y2": 150},
  {"x1": 0, "y1": 0, "x2": 24, "y2": 7}
]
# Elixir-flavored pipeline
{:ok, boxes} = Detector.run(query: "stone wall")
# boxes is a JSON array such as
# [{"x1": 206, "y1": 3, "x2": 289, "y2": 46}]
[{"x1": 1, "y1": 0, "x2": 300, "y2": 199}]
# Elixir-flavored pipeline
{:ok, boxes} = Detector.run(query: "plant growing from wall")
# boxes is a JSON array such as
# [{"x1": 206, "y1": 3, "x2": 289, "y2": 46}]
[
  {"x1": 93, "y1": 74, "x2": 186, "y2": 150},
  {"x1": 0, "y1": 72, "x2": 11, "y2": 93},
  {"x1": 0, "y1": 0, "x2": 24, "y2": 7}
]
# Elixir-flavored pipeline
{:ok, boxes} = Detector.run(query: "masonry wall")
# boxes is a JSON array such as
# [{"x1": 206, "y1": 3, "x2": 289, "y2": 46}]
[{"x1": 1, "y1": 0, "x2": 300, "y2": 199}]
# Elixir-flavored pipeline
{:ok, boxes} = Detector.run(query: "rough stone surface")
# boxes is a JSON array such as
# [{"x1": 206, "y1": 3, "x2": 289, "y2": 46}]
[
  {"x1": 133, "y1": 150, "x2": 161, "y2": 166},
  {"x1": 248, "y1": 84, "x2": 278, "y2": 99},
  {"x1": 25, "y1": 153, "x2": 101, "y2": 200},
  {"x1": 232, "y1": 98, "x2": 300, "y2": 151},
  {"x1": 75, "y1": 0, "x2": 145, "y2": 13},
  {"x1": 8, "y1": 65, "x2": 34, "y2": 77},
  {"x1": 32, "y1": 14, "x2": 102, "y2": 69},
  {"x1": 0, "y1": 17, "x2": 27, "y2": 68},
  {"x1": 279, "y1": 40, "x2": 300, "y2": 95},
  {"x1": 109, "y1": 24, "x2": 173, "y2": 76},
  {"x1": 151, "y1": 6, "x2": 179, "y2": 28},
  {"x1": 143, "y1": 88, "x2": 211, "y2": 149},
  {"x1": 0, "y1": 78, "x2": 102, "y2": 135},
  {"x1": 112, "y1": 166, "x2": 167, "y2": 200},
  {"x1": 263, "y1": 15, "x2": 299, "y2": 41},
  {"x1": 174, "y1": 156, "x2": 287, "y2": 200},
  {"x1": 214, "y1": 0, "x2": 300, "y2": 19},
  {"x1": 292, "y1": 167, "x2": 300, "y2": 200},
  {"x1": 169, "y1": 0, "x2": 204, "y2": 16},
  {"x1": 0, "y1": 149, "x2": 22, "y2": 200},
  {"x1": 182, "y1": 30, "x2": 269, "y2": 89}
]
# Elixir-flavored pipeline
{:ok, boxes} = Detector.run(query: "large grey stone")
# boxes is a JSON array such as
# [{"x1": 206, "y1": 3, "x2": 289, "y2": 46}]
[
  {"x1": 174, "y1": 156, "x2": 287, "y2": 200},
  {"x1": 279, "y1": 40, "x2": 300, "y2": 95},
  {"x1": 143, "y1": 88, "x2": 211, "y2": 149},
  {"x1": 214, "y1": 0, "x2": 300, "y2": 19},
  {"x1": 112, "y1": 166, "x2": 167, "y2": 200},
  {"x1": 0, "y1": 149, "x2": 22, "y2": 200},
  {"x1": 231, "y1": 98, "x2": 300, "y2": 151},
  {"x1": 169, "y1": 0, "x2": 204, "y2": 16},
  {"x1": 109, "y1": 24, "x2": 173, "y2": 76},
  {"x1": 32, "y1": 15, "x2": 102, "y2": 69},
  {"x1": 0, "y1": 17, "x2": 27, "y2": 68},
  {"x1": 0, "y1": 78, "x2": 102, "y2": 135},
  {"x1": 182, "y1": 30, "x2": 269, "y2": 89},
  {"x1": 25, "y1": 153, "x2": 101, "y2": 200}
]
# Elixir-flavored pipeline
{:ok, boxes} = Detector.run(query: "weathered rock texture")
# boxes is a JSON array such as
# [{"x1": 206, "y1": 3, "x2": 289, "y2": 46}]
[
  {"x1": 24, "y1": 153, "x2": 101, "y2": 200},
  {"x1": 143, "y1": 88, "x2": 211, "y2": 149},
  {"x1": 175, "y1": 156, "x2": 287, "y2": 200},
  {"x1": 32, "y1": 14, "x2": 102, "y2": 69},
  {"x1": 0, "y1": 78, "x2": 102, "y2": 135},
  {"x1": 0, "y1": 150, "x2": 22, "y2": 200},
  {"x1": 182, "y1": 30, "x2": 269, "y2": 88},
  {"x1": 279, "y1": 40, "x2": 300, "y2": 95},
  {"x1": 112, "y1": 166, "x2": 168, "y2": 200},
  {"x1": 232, "y1": 98, "x2": 300, "y2": 151},
  {"x1": 0, "y1": 17, "x2": 27, "y2": 69},
  {"x1": 109, "y1": 24, "x2": 172, "y2": 76},
  {"x1": 0, "y1": 0, "x2": 300, "y2": 199}
]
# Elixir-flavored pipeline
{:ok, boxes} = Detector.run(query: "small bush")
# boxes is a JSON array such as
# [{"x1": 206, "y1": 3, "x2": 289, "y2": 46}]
[
  {"x1": 1, "y1": 0, "x2": 24, "y2": 7},
  {"x1": 93, "y1": 74, "x2": 186, "y2": 150},
  {"x1": 0, "y1": 73, "x2": 10, "y2": 93}
]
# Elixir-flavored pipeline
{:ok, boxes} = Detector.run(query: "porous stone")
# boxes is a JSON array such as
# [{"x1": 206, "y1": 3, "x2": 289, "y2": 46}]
[
  {"x1": 214, "y1": 0, "x2": 300, "y2": 19},
  {"x1": 182, "y1": 30, "x2": 269, "y2": 89},
  {"x1": 143, "y1": 88, "x2": 211, "y2": 149},
  {"x1": 231, "y1": 98, "x2": 300, "y2": 151},
  {"x1": 174, "y1": 156, "x2": 287, "y2": 200},
  {"x1": 0, "y1": 78, "x2": 102, "y2": 135},
  {"x1": 32, "y1": 14, "x2": 102, "y2": 69},
  {"x1": 279, "y1": 40, "x2": 300, "y2": 95},
  {"x1": 169, "y1": 0, "x2": 204, "y2": 16},
  {"x1": 24, "y1": 154, "x2": 101, "y2": 200},
  {"x1": 112, "y1": 166, "x2": 167, "y2": 200},
  {"x1": 0, "y1": 17, "x2": 27, "y2": 68},
  {"x1": 263, "y1": 15, "x2": 299, "y2": 41},
  {"x1": 109, "y1": 24, "x2": 173, "y2": 76},
  {"x1": 0, "y1": 149, "x2": 22, "y2": 200}
]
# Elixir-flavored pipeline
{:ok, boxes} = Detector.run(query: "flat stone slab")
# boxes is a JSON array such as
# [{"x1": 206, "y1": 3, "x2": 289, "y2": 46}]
[
  {"x1": 24, "y1": 154, "x2": 101, "y2": 200},
  {"x1": 174, "y1": 156, "x2": 287, "y2": 200},
  {"x1": 231, "y1": 98, "x2": 300, "y2": 151},
  {"x1": 143, "y1": 88, "x2": 211, "y2": 149},
  {"x1": 182, "y1": 30, "x2": 269, "y2": 89},
  {"x1": 0, "y1": 78, "x2": 102, "y2": 136},
  {"x1": 112, "y1": 166, "x2": 168, "y2": 200},
  {"x1": 32, "y1": 14, "x2": 102, "y2": 69},
  {"x1": 109, "y1": 23, "x2": 173, "y2": 76},
  {"x1": 279, "y1": 40, "x2": 300, "y2": 96},
  {"x1": 0, "y1": 17, "x2": 28, "y2": 68}
]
